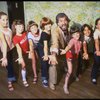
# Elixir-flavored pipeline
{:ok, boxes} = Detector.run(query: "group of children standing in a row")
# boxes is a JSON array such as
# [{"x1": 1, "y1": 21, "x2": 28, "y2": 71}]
[{"x1": 0, "y1": 11, "x2": 100, "y2": 95}]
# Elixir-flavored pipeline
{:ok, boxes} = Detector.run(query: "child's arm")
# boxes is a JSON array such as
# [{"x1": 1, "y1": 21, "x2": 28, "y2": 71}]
[
  {"x1": 0, "y1": 33, "x2": 8, "y2": 67},
  {"x1": 42, "y1": 40, "x2": 49, "y2": 61},
  {"x1": 28, "y1": 39, "x2": 35, "y2": 59},
  {"x1": 82, "y1": 41, "x2": 89, "y2": 60},
  {"x1": 95, "y1": 39, "x2": 100, "y2": 56},
  {"x1": 60, "y1": 45, "x2": 72, "y2": 55},
  {"x1": 15, "y1": 44, "x2": 25, "y2": 68}
]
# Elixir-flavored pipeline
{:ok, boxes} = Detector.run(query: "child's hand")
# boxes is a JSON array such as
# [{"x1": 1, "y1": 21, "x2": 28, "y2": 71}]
[
  {"x1": 60, "y1": 49, "x2": 66, "y2": 55},
  {"x1": 15, "y1": 57, "x2": 25, "y2": 68},
  {"x1": 42, "y1": 55, "x2": 48, "y2": 61},
  {"x1": 0, "y1": 57, "x2": 8, "y2": 67},
  {"x1": 83, "y1": 53, "x2": 89, "y2": 60},
  {"x1": 95, "y1": 51, "x2": 100, "y2": 56},
  {"x1": 26, "y1": 51, "x2": 34, "y2": 59}
]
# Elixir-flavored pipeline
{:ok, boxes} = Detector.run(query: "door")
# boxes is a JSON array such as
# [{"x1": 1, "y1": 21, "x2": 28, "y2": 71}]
[{"x1": 7, "y1": 1, "x2": 25, "y2": 28}]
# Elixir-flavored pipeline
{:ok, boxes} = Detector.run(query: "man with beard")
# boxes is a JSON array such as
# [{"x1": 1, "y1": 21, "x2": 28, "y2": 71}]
[{"x1": 49, "y1": 13, "x2": 71, "y2": 90}]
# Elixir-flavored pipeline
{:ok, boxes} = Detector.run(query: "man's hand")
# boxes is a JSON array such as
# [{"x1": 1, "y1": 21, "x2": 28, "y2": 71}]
[
  {"x1": 0, "y1": 57, "x2": 8, "y2": 67},
  {"x1": 48, "y1": 55, "x2": 58, "y2": 65}
]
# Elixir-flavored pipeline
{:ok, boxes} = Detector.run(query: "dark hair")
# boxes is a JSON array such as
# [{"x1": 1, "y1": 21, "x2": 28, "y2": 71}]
[
  {"x1": 27, "y1": 20, "x2": 38, "y2": 32},
  {"x1": 40, "y1": 17, "x2": 53, "y2": 30},
  {"x1": 56, "y1": 13, "x2": 70, "y2": 24},
  {"x1": 70, "y1": 25, "x2": 80, "y2": 34},
  {"x1": 81, "y1": 24, "x2": 93, "y2": 37},
  {"x1": 0, "y1": 11, "x2": 7, "y2": 19},
  {"x1": 11, "y1": 19, "x2": 24, "y2": 34},
  {"x1": 94, "y1": 17, "x2": 100, "y2": 30}
]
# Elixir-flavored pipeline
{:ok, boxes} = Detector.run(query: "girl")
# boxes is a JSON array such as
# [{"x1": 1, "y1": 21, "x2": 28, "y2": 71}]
[
  {"x1": 82, "y1": 24, "x2": 94, "y2": 69},
  {"x1": 12, "y1": 20, "x2": 29, "y2": 87},
  {"x1": 37, "y1": 17, "x2": 53, "y2": 87},
  {"x1": 0, "y1": 11, "x2": 16, "y2": 91},
  {"x1": 60, "y1": 25, "x2": 81, "y2": 94},
  {"x1": 27, "y1": 21, "x2": 41, "y2": 84},
  {"x1": 91, "y1": 18, "x2": 100, "y2": 85}
]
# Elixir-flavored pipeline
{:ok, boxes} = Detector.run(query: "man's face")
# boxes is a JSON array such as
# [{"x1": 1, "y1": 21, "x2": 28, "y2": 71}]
[
  {"x1": 57, "y1": 17, "x2": 69, "y2": 31},
  {"x1": 0, "y1": 15, "x2": 8, "y2": 28}
]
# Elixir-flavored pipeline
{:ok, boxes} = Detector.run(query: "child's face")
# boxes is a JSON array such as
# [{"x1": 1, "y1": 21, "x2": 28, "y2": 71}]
[
  {"x1": 83, "y1": 26, "x2": 91, "y2": 37},
  {"x1": 72, "y1": 32, "x2": 80, "y2": 40},
  {"x1": 0, "y1": 15, "x2": 8, "y2": 28},
  {"x1": 44, "y1": 24, "x2": 52, "y2": 32},
  {"x1": 30, "y1": 25, "x2": 38, "y2": 34},
  {"x1": 96, "y1": 20, "x2": 100, "y2": 30},
  {"x1": 15, "y1": 24, "x2": 24, "y2": 34}
]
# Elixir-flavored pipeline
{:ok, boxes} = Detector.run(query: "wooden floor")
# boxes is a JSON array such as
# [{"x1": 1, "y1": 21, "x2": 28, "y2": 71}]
[{"x1": 0, "y1": 50, "x2": 100, "y2": 99}]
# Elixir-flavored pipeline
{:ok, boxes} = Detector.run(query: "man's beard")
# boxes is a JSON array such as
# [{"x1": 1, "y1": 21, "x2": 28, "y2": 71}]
[{"x1": 59, "y1": 25, "x2": 68, "y2": 35}]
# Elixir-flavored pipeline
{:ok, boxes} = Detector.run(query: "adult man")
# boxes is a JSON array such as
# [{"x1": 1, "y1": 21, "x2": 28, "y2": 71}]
[{"x1": 49, "y1": 13, "x2": 71, "y2": 90}]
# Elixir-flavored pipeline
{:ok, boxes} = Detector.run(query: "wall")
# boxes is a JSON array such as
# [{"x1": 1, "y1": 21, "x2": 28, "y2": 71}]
[
  {"x1": 24, "y1": 1, "x2": 100, "y2": 28},
  {"x1": 0, "y1": 1, "x2": 8, "y2": 15},
  {"x1": 0, "y1": 1, "x2": 100, "y2": 29}
]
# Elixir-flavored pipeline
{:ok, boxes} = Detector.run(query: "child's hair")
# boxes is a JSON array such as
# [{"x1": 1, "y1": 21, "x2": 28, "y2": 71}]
[
  {"x1": 81, "y1": 24, "x2": 93, "y2": 37},
  {"x1": 11, "y1": 19, "x2": 24, "y2": 34},
  {"x1": 94, "y1": 17, "x2": 100, "y2": 30},
  {"x1": 40, "y1": 17, "x2": 53, "y2": 30},
  {"x1": 0, "y1": 11, "x2": 7, "y2": 19},
  {"x1": 70, "y1": 24, "x2": 80, "y2": 34},
  {"x1": 27, "y1": 20, "x2": 38, "y2": 32}
]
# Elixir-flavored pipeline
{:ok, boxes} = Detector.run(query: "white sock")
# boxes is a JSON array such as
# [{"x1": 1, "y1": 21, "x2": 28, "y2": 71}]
[{"x1": 21, "y1": 69, "x2": 26, "y2": 81}]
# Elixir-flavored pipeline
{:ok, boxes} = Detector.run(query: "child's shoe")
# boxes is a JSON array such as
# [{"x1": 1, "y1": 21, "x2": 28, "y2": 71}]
[
  {"x1": 23, "y1": 81, "x2": 29, "y2": 87},
  {"x1": 63, "y1": 85, "x2": 69, "y2": 94},
  {"x1": 42, "y1": 80, "x2": 48, "y2": 88},
  {"x1": 8, "y1": 81, "x2": 14, "y2": 91}
]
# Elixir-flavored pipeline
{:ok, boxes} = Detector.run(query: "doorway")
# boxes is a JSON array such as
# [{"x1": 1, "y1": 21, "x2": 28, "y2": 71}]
[{"x1": 7, "y1": 1, "x2": 25, "y2": 28}]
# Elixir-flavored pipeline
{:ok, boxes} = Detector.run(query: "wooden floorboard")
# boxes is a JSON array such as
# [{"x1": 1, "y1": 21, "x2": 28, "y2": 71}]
[
  {"x1": 0, "y1": 51, "x2": 100, "y2": 99},
  {"x1": 0, "y1": 65, "x2": 100, "y2": 99}
]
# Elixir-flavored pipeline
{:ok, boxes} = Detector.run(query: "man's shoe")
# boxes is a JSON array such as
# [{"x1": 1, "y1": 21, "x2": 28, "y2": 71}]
[{"x1": 49, "y1": 83, "x2": 55, "y2": 90}]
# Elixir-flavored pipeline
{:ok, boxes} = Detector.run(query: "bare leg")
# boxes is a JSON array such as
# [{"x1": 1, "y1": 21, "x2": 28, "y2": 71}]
[{"x1": 63, "y1": 59, "x2": 72, "y2": 94}]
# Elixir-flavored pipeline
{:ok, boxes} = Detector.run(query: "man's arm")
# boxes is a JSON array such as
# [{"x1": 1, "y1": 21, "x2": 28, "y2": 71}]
[{"x1": 50, "y1": 26, "x2": 59, "y2": 55}]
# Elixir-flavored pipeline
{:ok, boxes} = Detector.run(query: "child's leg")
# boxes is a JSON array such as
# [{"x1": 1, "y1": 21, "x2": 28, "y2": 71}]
[
  {"x1": 31, "y1": 53, "x2": 38, "y2": 83},
  {"x1": 7, "y1": 49, "x2": 16, "y2": 91},
  {"x1": 64, "y1": 59, "x2": 72, "y2": 94},
  {"x1": 72, "y1": 58, "x2": 78, "y2": 79},
  {"x1": 21, "y1": 67, "x2": 29, "y2": 87},
  {"x1": 20, "y1": 55, "x2": 29, "y2": 87}
]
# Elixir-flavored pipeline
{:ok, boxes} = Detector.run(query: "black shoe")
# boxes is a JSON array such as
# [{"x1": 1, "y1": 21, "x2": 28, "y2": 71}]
[{"x1": 91, "y1": 79, "x2": 97, "y2": 85}]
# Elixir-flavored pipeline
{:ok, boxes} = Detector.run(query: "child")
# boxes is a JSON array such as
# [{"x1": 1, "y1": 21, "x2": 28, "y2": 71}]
[
  {"x1": 12, "y1": 20, "x2": 29, "y2": 87},
  {"x1": 0, "y1": 11, "x2": 16, "y2": 91},
  {"x1": 37, "y1": 17, "x2": 53, "y2": 87},
  {"x1": 27, "y1": 20, "x2": 41, "y2": 84},
  {"x1": 91, "y1": 18, "x2": 100, "y2": 85},
  {"x1": 60, "y1": 25, "x2": 81, "y2": 94},
  {"x1": 82, "y1": 24, "x2": 94, "y2": 69},
  {"x1": 0, "y1": 30, "x2": 8, "y2": 67}
]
